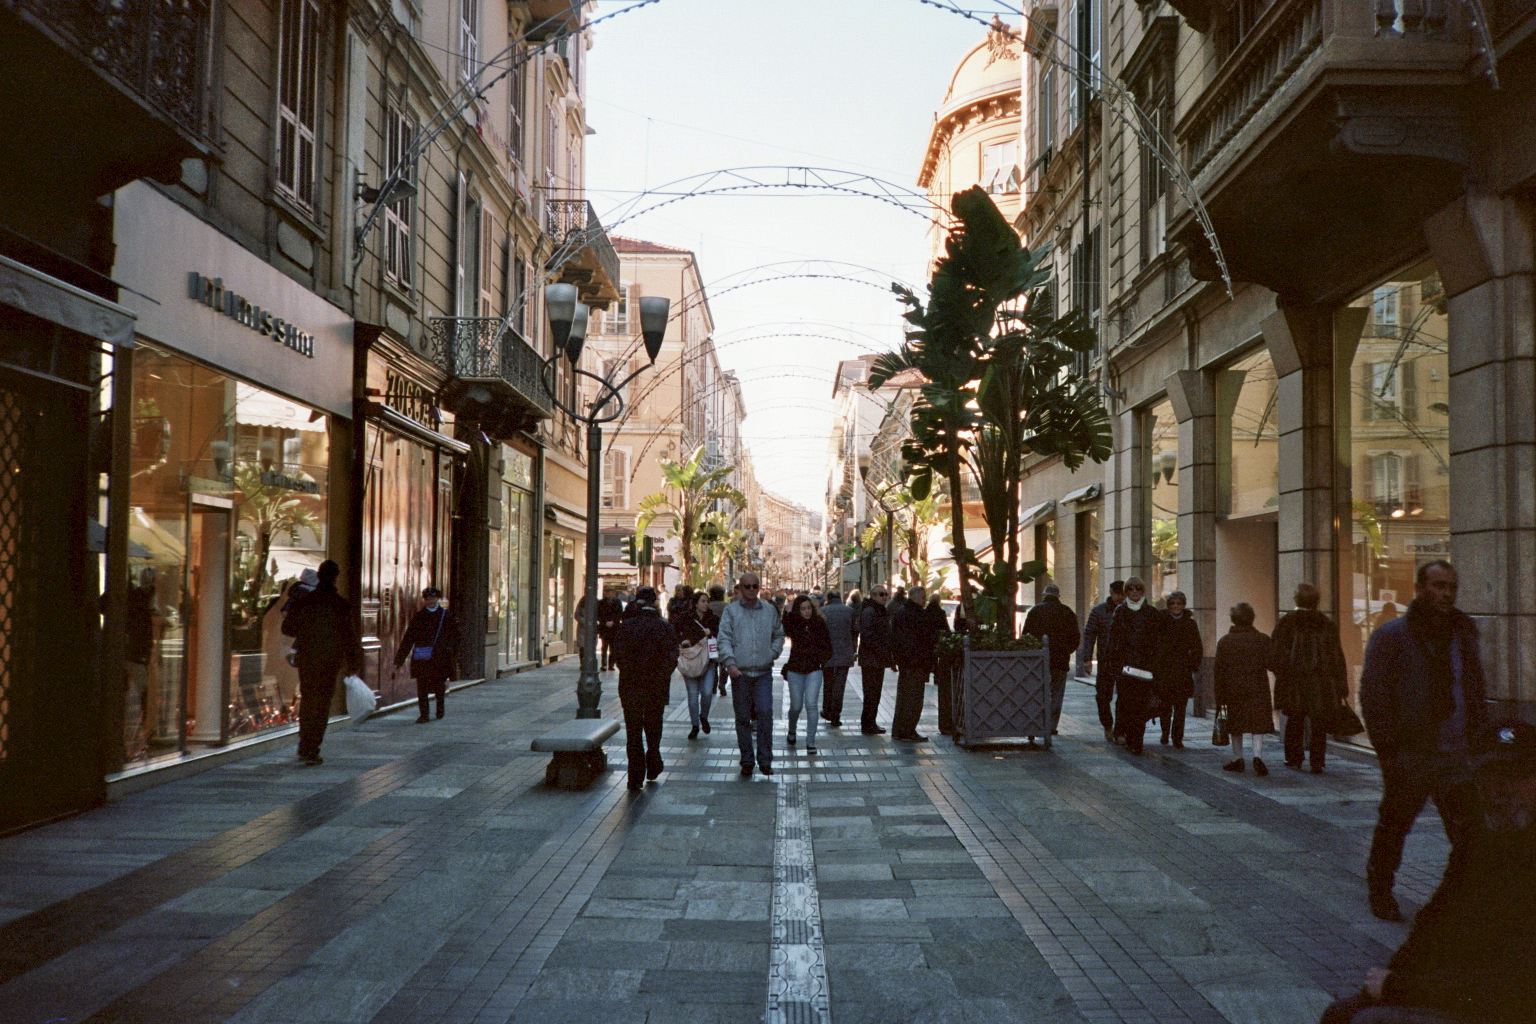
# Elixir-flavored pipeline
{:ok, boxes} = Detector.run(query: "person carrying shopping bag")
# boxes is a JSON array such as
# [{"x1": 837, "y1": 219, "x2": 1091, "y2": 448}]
[{"x1": 677, "y1": 590, "x2": 718, "y2": 740}]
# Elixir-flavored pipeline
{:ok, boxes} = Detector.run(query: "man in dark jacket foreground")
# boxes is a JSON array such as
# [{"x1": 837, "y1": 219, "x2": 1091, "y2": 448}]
[
  {"x1": 1319, "y1": 724, "x2": 1536, "y2": 1024},
  {"x1": 1023, "y1": 584, "x2": 1081, "y2": 743},
  {"x1": 1360, "y1": 559, "x2": 1486, "y2": 921},
  {"x1": 281, "y1": 560, "x2": 362, "y2": 766},
  {"x1": 613, "y1": 587, "x2": 679, "y2": 791},
  {"x1": 1104, "y1": 577, "x2": 1165, "y2": 755}
]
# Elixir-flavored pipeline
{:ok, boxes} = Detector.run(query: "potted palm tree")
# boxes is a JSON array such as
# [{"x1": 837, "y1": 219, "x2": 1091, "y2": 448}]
[{"x1": 871, "y1": 186, "x2": 1112, "y2": 746}]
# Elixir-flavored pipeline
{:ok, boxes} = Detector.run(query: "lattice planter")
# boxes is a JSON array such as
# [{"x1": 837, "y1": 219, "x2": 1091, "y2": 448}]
[{"x1": 953, "y1": 639, "x2": 1053, "y2": 749}]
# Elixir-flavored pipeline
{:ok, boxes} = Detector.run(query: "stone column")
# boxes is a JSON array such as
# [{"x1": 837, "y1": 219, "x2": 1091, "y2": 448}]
[
  {"x1": 1101, "y1": 407, "x2": 1144, "y2": 583},
  {"x1": 1263, "y1": 303, "x2": 1344, "y2": 617},
  {"x1": 1166, "y1": 369, "x2": 1218, "y2": 711},
  {"x1": 1426, "y1": 193, "x2": 1536, "y2": 706}
]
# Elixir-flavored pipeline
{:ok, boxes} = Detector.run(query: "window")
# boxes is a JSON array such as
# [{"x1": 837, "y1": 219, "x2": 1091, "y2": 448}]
[
  {"x1": 384, "y1": 105, "x2": 414, "y2": 288},
  {"x1": 1363, "y1": 358, "x2": 1417, "y2": 422},
  {"x1": 512, "y1": 255, "x2": 528, "y2": 335},
  {"x1": 459, "y1": 0, "x2": 479, "y2": 84},
  {"x1": 276, "y1": 0, "x2": 320, "y2": 209},
  {"x1": 1372, "y1": 287, "x2": 1400, "y2": 336},
  {"x1": 1072, "y1": 225, "x2": 1101, "y2": 380},
  {"x1": 545, "y1": 99, "x2": 559, "y2": 190},
  {"x1": 1139, "y1": 100, "x2": 1168, "y2": 266},
  {"x1": 601, "y1": 448, "x2": 629, "y2": 509},
  {"x1": 981, "y1": 140, "x2": 1020, "y2": 194},
  {"x1": 508, "y1": 59, "x2": 526, "y2": 164},
  {"x1": 455, "y1": 176, "x2": 481, "y2": 317},
  {"x1": 604, "y1": 288, "x2": 631, "y2": 334},
  {"x1": 1065, "y1": 0, "x2": 1098, "y2": 130},
  {"x1": 479, "y1": 208, "x2": 496, "y2": 317},
  {"x1": 1037, "y1": 67, "x2": 1056, "y2": 169}
]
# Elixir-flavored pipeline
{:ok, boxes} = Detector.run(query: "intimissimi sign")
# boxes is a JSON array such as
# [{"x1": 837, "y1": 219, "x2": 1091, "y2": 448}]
[{"x1": 189, "y1": 273, "x2": 315, "y2": 357}]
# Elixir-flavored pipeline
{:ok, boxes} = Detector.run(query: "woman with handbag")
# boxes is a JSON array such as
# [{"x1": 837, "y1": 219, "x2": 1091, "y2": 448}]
[
  {"x1": 676, "y1": 591, "x2": 717, "y2": 740},
  {"x1": 784, "y1": 594, "x2": 833, "y2": 753},
  {"x1": 1214, "y1": 602, "x2": 1276, "y2": 774},
  {"x1": 1271, "y1": 583, "x2": 1350, "y2": 773},
  {"x1": 393, "y1": 586, "x2": 459, "y2": 723}
]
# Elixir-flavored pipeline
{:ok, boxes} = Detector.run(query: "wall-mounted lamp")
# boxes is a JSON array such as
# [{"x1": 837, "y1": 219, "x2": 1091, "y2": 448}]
[{"x1": 357, "y1": 177, "x2": 418, "y2": 206}]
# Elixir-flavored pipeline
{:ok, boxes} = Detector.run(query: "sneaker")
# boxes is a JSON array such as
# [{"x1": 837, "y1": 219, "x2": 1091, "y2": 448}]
[
  {"x1": 701, "y1": 719, "x2": 711, "y2": 734},
  {"x1": 1253, "y1": 758, "x2": 1269, "y2": 776},
  {"x1": 1223, "y1": 758, "x2": 1245, "y2": 773},
  {"x1": 806, "y1": 746, "x2": 817, "y2": 754}
]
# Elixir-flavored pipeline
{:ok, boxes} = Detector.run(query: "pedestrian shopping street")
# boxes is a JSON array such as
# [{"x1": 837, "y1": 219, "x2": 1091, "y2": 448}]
[{"x1": 0, "y1": 665, "x2": 1444, "y2": 1024}]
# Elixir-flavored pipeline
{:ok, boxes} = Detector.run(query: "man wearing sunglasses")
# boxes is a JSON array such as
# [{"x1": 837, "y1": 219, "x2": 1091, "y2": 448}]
[{"x1": 718, "y1": 573, "x2": 785, "y2": 777}]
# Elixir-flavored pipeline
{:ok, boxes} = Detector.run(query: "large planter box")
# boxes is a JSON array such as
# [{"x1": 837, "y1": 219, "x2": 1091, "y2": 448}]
[{"x1": 953, "y1": 640, "x2": 1053, "y2": 749}]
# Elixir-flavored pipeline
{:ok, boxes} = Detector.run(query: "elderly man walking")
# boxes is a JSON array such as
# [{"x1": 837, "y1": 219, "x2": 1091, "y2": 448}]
[
  {"x1": 1361, "y1": 559, "x2": 1486, "y2": 921},
  {"x1": 718, "y1": 572, "x2": 785, "y2": 777},
  {"x1": 1023, "y1": 583, "x2": 1081, "y2": 743}
]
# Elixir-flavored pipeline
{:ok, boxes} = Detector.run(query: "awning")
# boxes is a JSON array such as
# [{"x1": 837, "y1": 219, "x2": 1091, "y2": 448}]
[
  {"x1": 0, "y1": 254, "x2": 135, "y2": 346},
  {"x1": 1020, "y1": 500, "x2": 1057, "y2": 528},
  {"x1": 545, "y1": 505, "x2": 587, "y2": 532},
  {"x1": 87, "y1": 519, "x2": 152, "y2": 559},
  {"x1": 236, "y1": 383, "x2": 326, "y2": 432},
  {"x1": 370, "y1": 401, "x2": 471, "y2": 455},
  {"x1": 1061, "y1": 483, "x2": 1102, "y2": 505}
]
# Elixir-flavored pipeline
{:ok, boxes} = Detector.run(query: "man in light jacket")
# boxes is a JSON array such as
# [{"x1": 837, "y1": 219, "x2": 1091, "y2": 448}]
[
  {"x1": 718, "y1": 572, "x2": 785, "y2": 777},
  {"x1": 819, "y1": 590, "x2": 858, "y2": 728}
]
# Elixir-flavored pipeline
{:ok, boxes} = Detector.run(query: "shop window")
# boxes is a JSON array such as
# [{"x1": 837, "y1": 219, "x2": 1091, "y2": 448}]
[
  {"x1": 1223, "y1": 346, "x2": 1279, "y2": 518},
  {"x1": 1076, "y1": 508, "x2": 1101, "y2": 615},
  {"x1": 1339, "y1": 262, "x2": 1450, "y2": 704},
  {"x1": 129, "y1": 348, "x2": 331, "y2": 761},
  {"x1": 1147, "y1": 398, "x2": 1179, "y2": 597},
  {"x1": 276, "y1": 0, "x2": 321, "y2": 210}
]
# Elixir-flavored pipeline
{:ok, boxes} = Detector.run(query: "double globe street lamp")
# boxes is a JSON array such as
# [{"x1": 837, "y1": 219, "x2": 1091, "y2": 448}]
[{"x1": 543, "y1": 282, "x2": 670, "y2": 718}]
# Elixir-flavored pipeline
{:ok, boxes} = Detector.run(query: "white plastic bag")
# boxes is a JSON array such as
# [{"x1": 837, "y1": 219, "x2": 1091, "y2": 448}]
[{"x1": 343, "y1": 674, "x2": 376, "y2": 724}]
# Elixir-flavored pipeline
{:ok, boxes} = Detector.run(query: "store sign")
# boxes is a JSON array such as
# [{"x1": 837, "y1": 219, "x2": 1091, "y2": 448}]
[
  {"x1": 189, "y1": 273, "x2": 315, "y2": 357},
  {"x1": 385, "y1": 371, "x2": 440, "y2": 426},
  {"x1": 261, "y1": 470, "x2": 320, "y2": 494}
]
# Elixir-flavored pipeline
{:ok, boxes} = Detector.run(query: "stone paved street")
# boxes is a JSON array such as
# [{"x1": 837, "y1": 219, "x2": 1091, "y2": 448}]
[{"x1": 0, "y1": 661, "x2": 1452, "y2": 1024}]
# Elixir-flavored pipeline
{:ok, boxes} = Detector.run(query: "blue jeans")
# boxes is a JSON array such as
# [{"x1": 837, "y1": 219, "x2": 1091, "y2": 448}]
[
  {"x1": 785, "y1": 670, "x2": 823, "y2": 747},
  {"x1": 732, "y1": 671, "x2": 774, "y2": 769},
  {"x1": 684, "y1": 663, "x2": 715, "y2": 730}
]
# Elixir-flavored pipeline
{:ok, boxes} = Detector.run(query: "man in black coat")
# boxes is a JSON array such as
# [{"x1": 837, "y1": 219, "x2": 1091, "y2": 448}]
[
  {"x1": 1077, "y1": 580, "x2": 1125, "y2": 741},
  {"x1": 281, "y1": 560, "x2": 362, "y2": 766},
  {"x1": 1360, "y1": 559, "x2": 1486, "y2": 921},
  {"x1": 613, "y1": 586, "x2": 679, "y2": 791},
  {"x1": 1023, "y1": 583, "x2": 1081, "y2": 742},
  {"x1": 856, "y1": 585, "x2": 893, "y2": 734},
  {"x1": 596, "y1": 587, "x2": 625, "y2": 671},
  {"x1": 890, "y1": 585, "x2": 944, "y2": 741},
  {"x1": 1104, "y1": 577, "x2": 1166, "y2": 755},
  {"x1": 392, "y1": 586, "x2": 459, "y2": 723}
]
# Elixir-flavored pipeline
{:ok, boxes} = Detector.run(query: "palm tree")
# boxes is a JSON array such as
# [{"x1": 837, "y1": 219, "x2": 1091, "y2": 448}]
[
  {"x1": 635, "y1": 446, "x2": 746, "y2": 589},
  {"x1": 871, "y1": 186, "x2": 1111, "y2": 633}
]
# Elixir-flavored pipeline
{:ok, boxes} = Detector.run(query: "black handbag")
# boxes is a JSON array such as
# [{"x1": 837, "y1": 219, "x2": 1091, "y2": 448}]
[
  {"x1": 1211, "y1": 706, "x2": 1230, "y2": 747},
  {"x1": 1328, "y1": 702, "x2": 1365, "y2": 738}
]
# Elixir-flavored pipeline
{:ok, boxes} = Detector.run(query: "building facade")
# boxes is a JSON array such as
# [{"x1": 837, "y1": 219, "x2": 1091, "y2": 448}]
[{"x1": 995, "y1": 0, "x2": 1536, "y2": 716}]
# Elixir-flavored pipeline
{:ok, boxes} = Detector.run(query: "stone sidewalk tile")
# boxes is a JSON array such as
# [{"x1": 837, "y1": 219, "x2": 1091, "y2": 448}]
[{"x1": 0, "y1": 664, "x2": 1450, "y2": 1024}]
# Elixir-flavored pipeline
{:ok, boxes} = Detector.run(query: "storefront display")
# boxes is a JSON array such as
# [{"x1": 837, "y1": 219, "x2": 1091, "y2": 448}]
[
  {"x1": 1147, "y1": 399, "x2": 1179, "y2": 598},
  {"x1": 128, "y1": 346, "x2": 331, "y2": 759},
  {"x1": 494, "y1": 447, "x2": 537, "y2": 671}
]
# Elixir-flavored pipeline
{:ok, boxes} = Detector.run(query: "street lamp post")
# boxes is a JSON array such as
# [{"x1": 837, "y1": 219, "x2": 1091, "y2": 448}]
[{"x1": 543, "y1": 283, "x2": 670, "y2": 718}]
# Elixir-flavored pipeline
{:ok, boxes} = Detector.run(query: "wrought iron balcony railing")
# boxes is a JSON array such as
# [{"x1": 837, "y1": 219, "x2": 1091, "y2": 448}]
[
  {"x1": 428, "y1": 318, "x2": 553, "y2": 419},
  {"x1": 7, "y1": 0, "x2": 211, "y2": 138},
  {"x1": 545, "y1": 199, "x2": 621, "y2": 297}
]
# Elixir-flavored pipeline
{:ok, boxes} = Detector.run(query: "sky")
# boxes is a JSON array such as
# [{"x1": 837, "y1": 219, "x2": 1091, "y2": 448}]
[{"x1": 585, "y1": 0, "x2": 1013, "y2": 510}]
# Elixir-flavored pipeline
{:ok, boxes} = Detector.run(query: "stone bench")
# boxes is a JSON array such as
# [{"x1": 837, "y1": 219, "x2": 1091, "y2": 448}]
[{"x1": 531, "y1": 718, "x2": 620, "y2": 788}]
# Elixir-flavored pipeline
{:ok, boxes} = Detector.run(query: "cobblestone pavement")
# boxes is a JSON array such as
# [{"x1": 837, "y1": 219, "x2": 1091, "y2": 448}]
[{"x1": 0, "y1": 661, "x2": 1452, "y2": 1024}]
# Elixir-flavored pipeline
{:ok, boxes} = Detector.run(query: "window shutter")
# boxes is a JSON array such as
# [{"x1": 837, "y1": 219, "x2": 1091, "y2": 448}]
[
  {"x1": 1400, "y1": 358, "x2": 1417, "y2": 421},
  {"x1": 480, "y1": 208, "x2": 496, "y2": 318},
  {"x1": 1360, "y1": 363, "x2": 1375, "y2": 422},
  {"x1": 1406, "y1": 453, "x2": 1422, "y2": 510}
]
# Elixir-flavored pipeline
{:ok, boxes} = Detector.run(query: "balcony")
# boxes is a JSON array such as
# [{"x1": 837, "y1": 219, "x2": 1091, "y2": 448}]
[
  {"x1": 429, "y1": 318, "x2": 553, "y2": 435},
  {"x1": 1168, "y1": 0, "x2": 1480, "y2": 301},
  {"x1": 545, "y1": 199, "x2": 621, "y2": 310},
  {"x1": 517, "y1": 0, "x2": 583, "y2": 39},
  {"x1": 2, "y1": 0, "x2": 210, "y2": 184}
]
